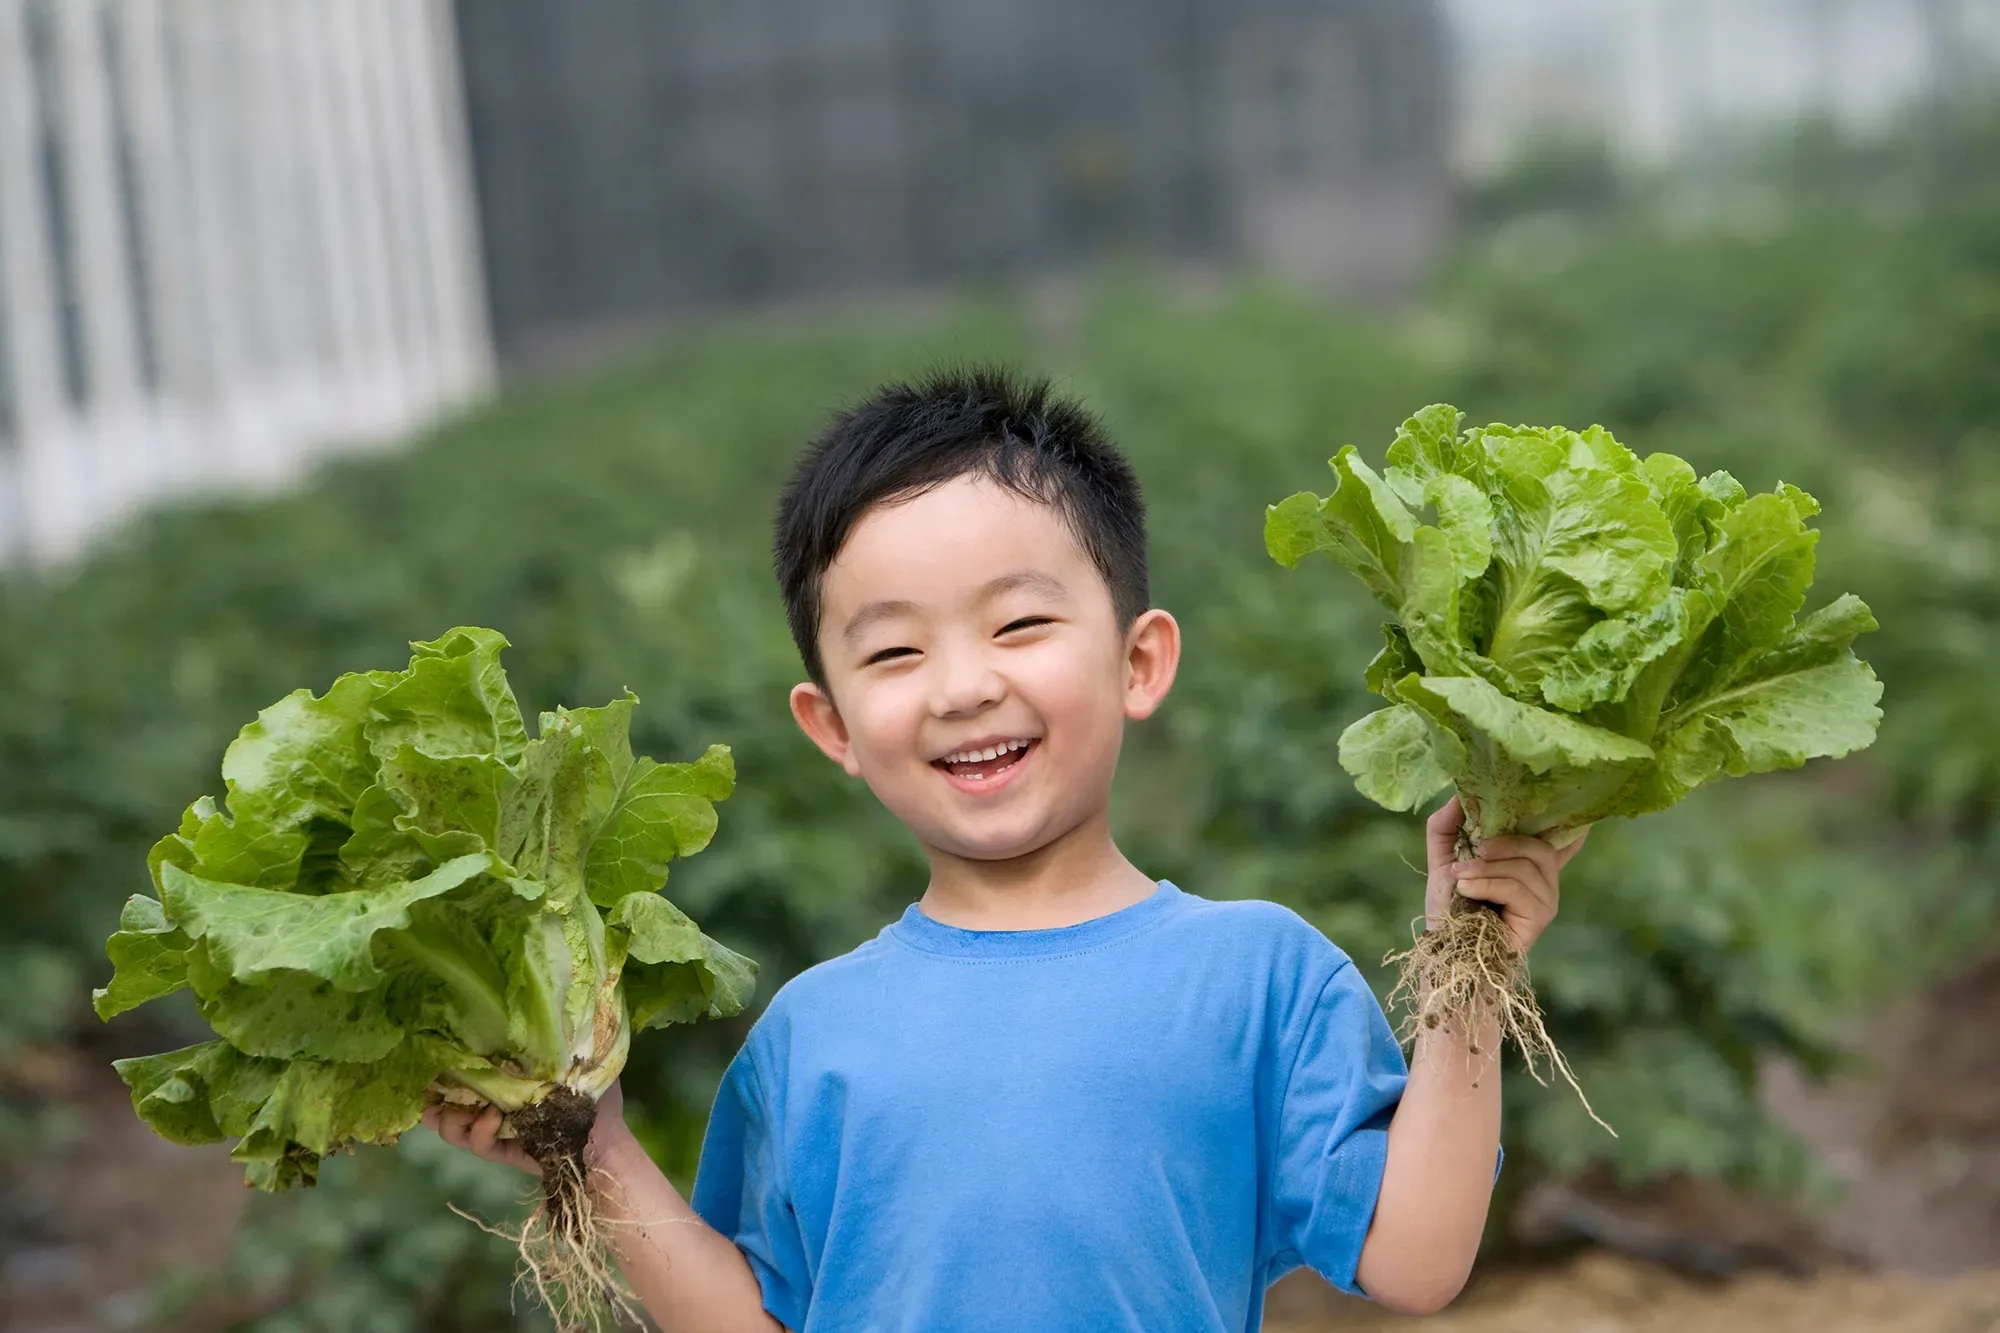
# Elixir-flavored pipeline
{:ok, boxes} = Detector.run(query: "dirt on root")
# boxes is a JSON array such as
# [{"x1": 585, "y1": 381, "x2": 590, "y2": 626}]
[{"x1": 509, "y1": 1085, "x2": 598, "y2": 1179}]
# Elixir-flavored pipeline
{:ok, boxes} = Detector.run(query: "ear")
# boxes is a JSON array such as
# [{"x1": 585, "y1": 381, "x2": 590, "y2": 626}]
[
  {"x1": 1121, "y1": 608, "x2": 1181, "y2": 721},
  {"x1": 790, "y1": 681, "x2": 863, "y2": 776}
]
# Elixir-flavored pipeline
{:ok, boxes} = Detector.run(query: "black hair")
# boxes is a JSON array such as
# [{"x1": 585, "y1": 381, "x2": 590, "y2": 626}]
[{"x1": 773, "y1": 366, "x2": 1148, "y2": 686}]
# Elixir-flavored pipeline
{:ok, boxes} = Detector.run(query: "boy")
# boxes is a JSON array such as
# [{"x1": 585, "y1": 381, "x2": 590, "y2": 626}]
[{"x1": 427, "y1": 368, "x2": 1584, "y2": 1331}]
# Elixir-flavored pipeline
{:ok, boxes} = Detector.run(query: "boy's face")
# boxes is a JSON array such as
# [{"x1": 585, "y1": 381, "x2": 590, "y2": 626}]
[{"x1": 789, "y1": 476, "x2": 1177, "y2": 866}]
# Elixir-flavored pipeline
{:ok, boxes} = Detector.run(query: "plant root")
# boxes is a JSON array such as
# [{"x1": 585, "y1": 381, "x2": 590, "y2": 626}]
[
  {"x1": 1385, "y1": 891, "x2": 1616, "y2": 1137},
  {"x1": 455, "y1": 1087, "x2": 644, "y2": 1332},
  {"x1": 452, "y1": 1173, "x2": 707, "y2": 1332}
]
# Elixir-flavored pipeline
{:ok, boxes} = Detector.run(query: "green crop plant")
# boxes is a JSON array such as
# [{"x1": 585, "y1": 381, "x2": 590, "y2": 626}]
[
  {"x1": 1267, "y1": 406, "x2": 1883, "y2": 1118},
  {"x1": 94, "y1": 628, "x2": 753, "y2": 1327}
]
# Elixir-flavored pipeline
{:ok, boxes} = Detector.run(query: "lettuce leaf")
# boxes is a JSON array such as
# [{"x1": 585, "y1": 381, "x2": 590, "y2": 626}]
[
  {"x1": 96, "y1": 628, "x2": 754, "y2": 1189},
  {"x1": 1270, "y1": 407, "x2": 1882, "y2": 844}
]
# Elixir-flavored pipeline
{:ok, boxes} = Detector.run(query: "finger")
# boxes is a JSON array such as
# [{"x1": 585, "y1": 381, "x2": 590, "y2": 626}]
[
  {"x1": 1456, "y1": 876, "x2": 1554, "y2": 955},
  {"x1": 1471, "y1": 834, "x2": 1562, "y2": 882},
  {"x1": 1461, "y1": 869, "x2": 1559, "y2": 918},
  {"x1": 420, "y1": 1106, "x2": 439, "y2": 1132},
  {"x1": 1452, "y1": 876, "x2": 1538, "y2": 914},
  {"x1": 434, "y1": 1106, "x2": 472, "y2": 1149},
  {"x1": 1452, "y1": 856, "x2": 1554, "y2": 910},
  {"x1": 469, "y1": 1105, "x2": 504, "y2": 1157},
  {"x1": 1426, "y1": 796, "x2": 1465, "y2": 864}
]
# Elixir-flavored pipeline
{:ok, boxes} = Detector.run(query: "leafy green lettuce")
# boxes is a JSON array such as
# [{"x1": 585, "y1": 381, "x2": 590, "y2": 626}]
[
  {"x1": 1267, "y1": 406, "x2": 1881, "y2": 842},
  {"x1": 95, "y1": 628, "x2": 754, "y2": 1190}
]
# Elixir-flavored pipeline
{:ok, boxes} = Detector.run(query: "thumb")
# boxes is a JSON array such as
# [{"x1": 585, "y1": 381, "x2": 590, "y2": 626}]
[{"x1": 1426, "y1": 795, "x2": 1464, "y2": 870}]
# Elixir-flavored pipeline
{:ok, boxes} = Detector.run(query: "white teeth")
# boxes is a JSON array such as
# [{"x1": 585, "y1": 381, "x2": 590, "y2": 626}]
[{"x1": 941, "y1": 739, "x2": 1033, "y2": 765}]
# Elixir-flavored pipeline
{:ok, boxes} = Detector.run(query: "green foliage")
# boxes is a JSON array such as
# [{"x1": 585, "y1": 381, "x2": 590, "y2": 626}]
[
  {"x1": 1266, "y1": 406, "x2": 1881, "y2": 845},
  {"x1": 0, "y1": 101, "x2": 1994, "y2": 1326},
  {"x1": 96, "y1": 628, "x2": 751, "y2": 1191}
]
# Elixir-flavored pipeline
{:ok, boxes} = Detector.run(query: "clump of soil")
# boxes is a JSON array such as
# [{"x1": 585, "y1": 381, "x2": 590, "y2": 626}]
[{"x1": 509, "y1": 1086, "x2": 600, "y2": 1241}]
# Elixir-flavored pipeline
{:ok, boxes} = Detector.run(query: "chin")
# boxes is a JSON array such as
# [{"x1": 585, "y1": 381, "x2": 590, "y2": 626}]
[
  {"x1": 942, "y1": 836, "x2": 1048, "y2": 863},
  {"x1": 930, "y1": 819, "x2": 1058, "y2": 863}
]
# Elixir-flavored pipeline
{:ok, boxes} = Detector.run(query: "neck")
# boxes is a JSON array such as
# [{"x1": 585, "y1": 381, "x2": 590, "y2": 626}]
[{"x1": 916, "y1": 807, "x2": 1155, "y2": 930}]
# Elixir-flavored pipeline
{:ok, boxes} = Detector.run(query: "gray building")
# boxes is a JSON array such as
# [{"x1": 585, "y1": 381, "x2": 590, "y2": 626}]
[
  {"x1": 1, "y1": 0, "x2": 1450, "y2": 562},
  {"x1": 454, "y1": 0, "x2": 1453, "y2": 362},
  {"x1": 0, "y1": 0, "x2": 491, "y2": 565}
]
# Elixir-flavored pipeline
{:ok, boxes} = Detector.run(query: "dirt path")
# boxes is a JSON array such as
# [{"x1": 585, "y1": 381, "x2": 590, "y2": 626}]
[
  {"x1": 0, "y1": 1047, "x2": 245, "y2": 1333},
  {"x1": 1268, "y1": 1254, "x2": 2000, "y2": 1332},
  {"x1": 1762, "y1": 951, "x2": 2000, "y2": 1275}
]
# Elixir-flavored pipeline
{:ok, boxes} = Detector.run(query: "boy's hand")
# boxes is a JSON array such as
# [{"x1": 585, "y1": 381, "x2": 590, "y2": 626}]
[
  {"x1": 421, "y1": 1081, "x2": 632, "y2": 1176},
  {"x1": 1424, "y1": 796, "x2": 1587, "y2": 956}
]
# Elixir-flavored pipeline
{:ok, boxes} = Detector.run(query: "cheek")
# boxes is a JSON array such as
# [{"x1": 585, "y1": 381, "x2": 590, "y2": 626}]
[
  {"x1": 843, "y1": 678, "x2": 926, "y2": 762},
  {"x1": 1020, "y1": 643, "x2": 1124, "y2": 739}
]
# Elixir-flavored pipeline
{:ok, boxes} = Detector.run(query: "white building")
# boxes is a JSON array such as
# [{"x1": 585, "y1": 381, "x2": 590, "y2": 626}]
[
  {"x1": 0, "y1": 0, "x2": 492, "y2": 565},
  {"x1": 1446, "y1": 0, "x2": 2000, "y2": 171}
]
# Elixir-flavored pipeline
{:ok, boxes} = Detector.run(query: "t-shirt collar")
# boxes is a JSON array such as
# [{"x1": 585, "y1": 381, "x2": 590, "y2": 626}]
[{"x1": 888, "y1": 880, "x2": 1185, "y2": 959}]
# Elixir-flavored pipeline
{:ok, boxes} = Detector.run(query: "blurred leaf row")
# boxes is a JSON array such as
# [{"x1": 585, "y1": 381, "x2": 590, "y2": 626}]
[{"x1": 3, "y1": 101, "x2": 1997, "y2": 1328}]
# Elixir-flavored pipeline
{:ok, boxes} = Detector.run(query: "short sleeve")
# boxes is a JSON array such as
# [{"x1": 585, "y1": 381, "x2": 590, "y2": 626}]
[
  {"x1": 1264, "y1": 959, "x2": 1409, "y2": 1296},
  {"x1": 690, "y1": 1042, "x2": 812, "y2": 1331}
]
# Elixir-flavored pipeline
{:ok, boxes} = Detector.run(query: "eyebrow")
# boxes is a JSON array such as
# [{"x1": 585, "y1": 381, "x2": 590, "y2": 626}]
[
  {"x1": 839, "y1": 569, "x2": 1071, "y2": 645},
  {"x1": 840, "y1": 598, "x2": 920, "y2": 645}
]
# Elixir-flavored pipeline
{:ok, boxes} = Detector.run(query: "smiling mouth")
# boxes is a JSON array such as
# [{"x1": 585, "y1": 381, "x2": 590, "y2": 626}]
[{"x1": 934, "y1": 739, "x2": 1037, "y2": 783}]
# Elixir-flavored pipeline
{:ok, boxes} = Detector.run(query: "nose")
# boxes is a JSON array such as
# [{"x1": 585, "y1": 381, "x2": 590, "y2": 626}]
[{"x1": 928, "y1": 636, "x2": 1004, "y2": 717}]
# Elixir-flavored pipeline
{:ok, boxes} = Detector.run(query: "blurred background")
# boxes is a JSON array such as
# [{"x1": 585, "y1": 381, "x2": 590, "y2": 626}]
[{"x1": 2, "y1": 1, "x2": 1998, "y2": 1329}]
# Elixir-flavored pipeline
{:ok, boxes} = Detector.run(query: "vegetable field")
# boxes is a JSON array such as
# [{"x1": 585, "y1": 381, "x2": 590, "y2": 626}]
[{"x1": 3, "y1": 103, "x2": 1997, "y2": 1329}]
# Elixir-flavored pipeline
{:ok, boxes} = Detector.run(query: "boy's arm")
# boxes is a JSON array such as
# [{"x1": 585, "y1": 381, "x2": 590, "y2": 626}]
[
  {"x1": 1352, "y1": 1005, "x2": 1502, "y2": 1314},
  {"x1": 1353, "y1": 798, "x2": 1584, "y2": 1315},
  {"x1": 426, "y1": 1089, "x2": 786, "y2": 1333},
  {"x1": 587, "y1": 1125, "x2": 789, "y2": 1332}
]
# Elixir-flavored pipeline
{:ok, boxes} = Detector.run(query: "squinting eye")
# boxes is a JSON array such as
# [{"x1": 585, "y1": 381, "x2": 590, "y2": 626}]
[
  {"x1": 999, "y1": 617, "x2": 1053, "y2": 635},
  {"x1": 864, "y1": 646, "x2": 917, "y2": 666}
]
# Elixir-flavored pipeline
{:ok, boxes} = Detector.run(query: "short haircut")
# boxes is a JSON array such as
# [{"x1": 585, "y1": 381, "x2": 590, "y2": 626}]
[{"x1": 774, "y1": 366, "x2": 1149, "y2": 686}]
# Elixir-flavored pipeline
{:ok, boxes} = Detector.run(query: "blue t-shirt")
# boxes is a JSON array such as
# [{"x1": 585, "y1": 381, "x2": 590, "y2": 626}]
[{"x1": 690, "y1": 880, "x2": 1407, "y2": 1333}]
